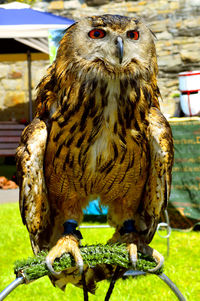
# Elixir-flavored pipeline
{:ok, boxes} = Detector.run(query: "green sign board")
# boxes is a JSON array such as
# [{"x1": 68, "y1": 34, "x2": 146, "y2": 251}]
[{"x1": 169, "y1": 117, "x2": 200, "y2": 229}]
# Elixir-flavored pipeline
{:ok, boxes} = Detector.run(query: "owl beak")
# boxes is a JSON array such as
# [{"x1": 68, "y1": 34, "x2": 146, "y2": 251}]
[{"x1": 116, "y1": 36, "x2": 124, "y2": 64}]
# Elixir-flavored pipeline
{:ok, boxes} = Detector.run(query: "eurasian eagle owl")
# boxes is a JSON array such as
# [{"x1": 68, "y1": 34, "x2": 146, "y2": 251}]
[{"x1": 16, "y1": 14, "x2": 173, "y2": 292}]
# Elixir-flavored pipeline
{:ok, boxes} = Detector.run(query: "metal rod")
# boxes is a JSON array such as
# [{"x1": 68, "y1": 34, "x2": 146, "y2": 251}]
[
  {"x1": 164, "y1": 210, "x2": 171, "y2": 257},
  {"x1": 0, "y1": 277, "x2": 24, "y2": 301},
  {"x1": 27, "y1": 50, "x2": 33, "y2": 122},
  {"x1": 157, "y1": 210, "x2": 171, "y2": 257},
  {"x1": 80, "y1": 225, "x2": 111, "y2": 229},
  {"x1": 123, "y1": 271, "x2": 186, "y2": 300},
  {"x1": 123, "y1": 270, "x2": 146, "y2": 277},
  {"x1": 158, "y1": 273, "x2": 186, "y2": 301}
]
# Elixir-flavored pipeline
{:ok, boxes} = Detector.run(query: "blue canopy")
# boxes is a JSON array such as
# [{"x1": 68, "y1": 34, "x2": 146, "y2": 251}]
[
  {"x1": 0, "y1": 7, "x2": 74, "y2": 44},
  {"x1": 0, "y1": 6, "x2": 74, "y2": 122},
  {"x1": 0, "y1": 7, "x2": 74, "y2": 53},
  {"x1": 0, "y1": 8, "x2": 74, "y2": 26}
]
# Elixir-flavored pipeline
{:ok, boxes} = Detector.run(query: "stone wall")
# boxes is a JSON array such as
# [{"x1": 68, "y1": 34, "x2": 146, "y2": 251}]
[
  {"x1": 1, "y1": 0, "x2": 200, "y2": 121},
  {"x1": 0, "y1": 59, "x2": 49, "y2": 122},
  {"x1": 50, "y1": 0, "x2": 200, "y2": 116}
]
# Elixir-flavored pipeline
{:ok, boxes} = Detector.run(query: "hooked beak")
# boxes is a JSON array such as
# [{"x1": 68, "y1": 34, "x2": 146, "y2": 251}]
[{"x1": 116, "y1": 36, "x2": 124, "y2": 64}]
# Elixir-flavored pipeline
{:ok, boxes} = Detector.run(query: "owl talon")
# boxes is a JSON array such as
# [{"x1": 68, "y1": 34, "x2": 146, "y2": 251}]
[
  {"x1": 130, "y1": 253, "x2": 137, "y2": 269},
  {"x1": 127, "y1": 243, "x2": 137, "y2": 269},
  {"x1": 77, "y1": 258, "x2": 84, "y2": 275},
  {"x1": 140, "y1": 245, "x2": 164, "y2": 273},
  {"x1": 45, "y1": 234, "x2": 84, "y2": 276},
  {"x1": 45, "y1": 257, "x2": 61, "y2": 276},
  {"x1": 147, "y1": 249, "x2": 164, "y2": 273}
]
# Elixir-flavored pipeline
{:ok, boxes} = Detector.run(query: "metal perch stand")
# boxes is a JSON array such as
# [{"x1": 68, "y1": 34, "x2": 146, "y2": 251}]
[
  {"x1": 0, "y1": 243, "x2": 186, "y2": 301},
  {"x1": 0, "y1": 277, "x2": 24, "y2": 301},
  {"x1": 123, "y1": 271, "x2": 186, "y2": 301},
  {"x1": 0, "y1": 272, "x2": 186, "y2": 301}
]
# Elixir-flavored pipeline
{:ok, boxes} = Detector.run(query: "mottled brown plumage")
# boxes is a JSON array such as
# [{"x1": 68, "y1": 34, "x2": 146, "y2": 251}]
[{"x1": 16, "y1": 14, "x2": 173, "y2": 292}]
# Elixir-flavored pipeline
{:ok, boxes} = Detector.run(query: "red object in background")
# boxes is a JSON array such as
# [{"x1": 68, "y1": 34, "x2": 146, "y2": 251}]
[
  {"x1": 20, "y1": 119, "x2": 28, "y2": 125},
  {"x1": 0, "y1": 176, "x2": 18, "y2": 189},
  {"x1": 179, "y1": 70, "x2": 200, "y2": 116}
]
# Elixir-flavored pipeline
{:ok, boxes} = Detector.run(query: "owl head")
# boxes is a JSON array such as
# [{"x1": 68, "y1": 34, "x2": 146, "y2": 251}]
[{"x1": 56, "y1": 14, "x2": 157, "y2": 80}]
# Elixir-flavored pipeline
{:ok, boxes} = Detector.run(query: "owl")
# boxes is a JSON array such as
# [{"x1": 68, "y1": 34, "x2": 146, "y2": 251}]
[{"x1": 16, "y1": 14, "x2": 173, "y2": 292}]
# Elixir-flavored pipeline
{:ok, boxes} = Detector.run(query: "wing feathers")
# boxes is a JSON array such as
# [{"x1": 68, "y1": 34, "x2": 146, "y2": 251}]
[
  {"x1": 148, "y1": 106, "x2": 173, "y2": 209},
  {"x1": 137, "y1": 107, "x2": 174, "y2": 243},
  {"x1": 16, "y1": 118, "x2": 50, "y2": 253}
]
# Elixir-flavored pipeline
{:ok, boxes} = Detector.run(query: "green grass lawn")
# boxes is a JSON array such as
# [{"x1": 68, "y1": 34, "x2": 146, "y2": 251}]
[{"x1": 0, "y1": 202, "x2": 199, "y2": 301}]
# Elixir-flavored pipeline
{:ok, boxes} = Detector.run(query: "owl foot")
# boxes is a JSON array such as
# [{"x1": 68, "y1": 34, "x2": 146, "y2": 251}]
[
  {"x1": 46, "y1": 220, "x2": 83, "y2": 276},
  {"x1": 139, "y1": 244, "x2": 164, "y2": 273},
  {"x1": 127, "y1": 242, "x2": 164, "y2": 273},
  {"x1": 46, "y1": 234, "x2": 83, "y2": 276},
  {"x1": 119, "y1": 220, "x2": 164, "y2": 273}
]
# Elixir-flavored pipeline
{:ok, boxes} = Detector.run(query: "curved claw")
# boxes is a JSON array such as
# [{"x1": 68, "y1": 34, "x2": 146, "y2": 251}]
[
  {"x1": 147, "y1": 248, "x2": 164, "y2": 273},
  {"x1": 45, "y1": 254, "x2": 84, "y2": 276},
  {"x1": 139, "y1": 244, "x2": 164, "y2": 273},
  {"x1": 45, "y1": 235, "x2": 84, "y2": 277},
  {"x1": 45, "y1": 256, "x2": 61, "y2": 276},
  {"x1": 127, "y1": 243, "x2": 137, "y2": 269},
  {"x1": 76, "y1": 258, "x2": 84, "y2": 275}
]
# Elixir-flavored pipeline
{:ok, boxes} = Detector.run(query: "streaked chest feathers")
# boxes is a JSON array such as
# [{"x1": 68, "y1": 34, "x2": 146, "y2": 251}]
[{"x1": 45, "y1": 75, "x2": 150, "y2": 199}]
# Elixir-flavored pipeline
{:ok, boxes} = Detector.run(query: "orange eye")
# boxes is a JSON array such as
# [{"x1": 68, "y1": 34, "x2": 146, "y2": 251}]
[
  {"x1": 88, "y1": 29, "x2": 106, "y2": 39},
  {"x1": 127, "y1": 31, "x2": 139, "y2": 40}
]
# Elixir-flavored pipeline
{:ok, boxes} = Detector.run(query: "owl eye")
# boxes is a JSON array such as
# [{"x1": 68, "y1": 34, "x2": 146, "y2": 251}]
[
  {"x1": 88, "y1": 29, "x2": 106, "y2": 39},
  {"x1": 127, "y1": 31, "x2": 139, "y2": 40}
]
